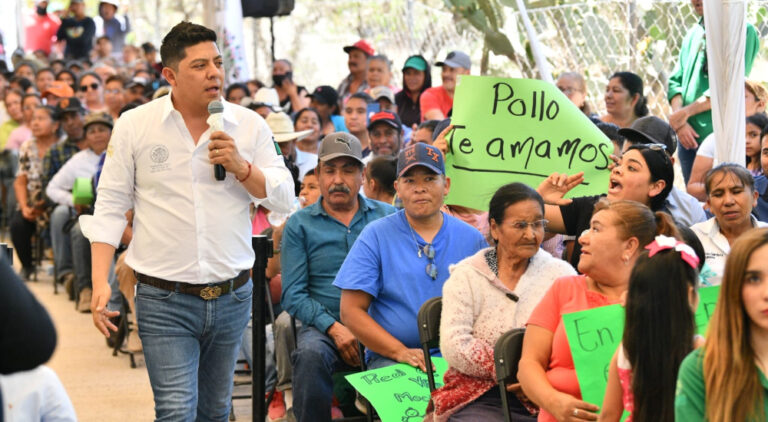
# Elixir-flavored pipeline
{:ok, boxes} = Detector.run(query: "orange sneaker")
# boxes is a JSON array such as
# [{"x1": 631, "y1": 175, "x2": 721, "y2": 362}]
[{"x1": 267, "y1": 390, "x2": 286, "y2": 422}]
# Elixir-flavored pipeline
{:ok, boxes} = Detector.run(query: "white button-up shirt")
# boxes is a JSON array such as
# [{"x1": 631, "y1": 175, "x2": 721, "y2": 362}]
[
  {"x1": 45, "y1": 148, "x2": 101, "y2": 207},
  {"x1": 691, "y1": 215, "x2": 768, "y2": 286},
  {"x1": 81, "y1": 94, "x2": 293, "y2": 283}
]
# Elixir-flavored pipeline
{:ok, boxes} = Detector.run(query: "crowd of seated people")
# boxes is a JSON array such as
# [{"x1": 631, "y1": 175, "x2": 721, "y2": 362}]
[{"x1": 6, "y1": 0, "x2": 768, "y2": 421}]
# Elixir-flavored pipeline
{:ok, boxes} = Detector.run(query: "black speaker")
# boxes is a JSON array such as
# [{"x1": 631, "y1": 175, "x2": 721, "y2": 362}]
[{"x1": 241, "y1": 0, "x2": 295, "y2": 18}]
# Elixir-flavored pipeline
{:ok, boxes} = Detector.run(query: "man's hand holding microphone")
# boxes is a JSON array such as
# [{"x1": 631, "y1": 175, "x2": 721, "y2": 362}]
[{"x1": 207, "y1": 100, "x2": 249, "y2": 181}]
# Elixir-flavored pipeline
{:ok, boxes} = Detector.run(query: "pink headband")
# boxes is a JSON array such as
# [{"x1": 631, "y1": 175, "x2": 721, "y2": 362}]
[{"x1": 645, "y1": 235, "x2": 700, "y2": 269}]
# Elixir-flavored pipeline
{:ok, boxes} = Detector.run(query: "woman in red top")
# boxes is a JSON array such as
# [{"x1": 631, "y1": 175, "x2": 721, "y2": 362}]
[{"x1": 518, "y1": 200, "x2": 678, "y2": 422}]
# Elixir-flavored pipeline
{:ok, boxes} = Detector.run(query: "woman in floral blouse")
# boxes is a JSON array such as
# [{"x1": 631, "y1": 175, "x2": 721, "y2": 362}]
[{"x1": 10, "y1": 105, "x2": 60, "y2": 279}]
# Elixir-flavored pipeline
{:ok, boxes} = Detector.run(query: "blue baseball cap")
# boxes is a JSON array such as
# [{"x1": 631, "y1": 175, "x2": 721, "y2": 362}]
[{"x1": 396, "y1": 143, "x2": 445, "y2": 178}]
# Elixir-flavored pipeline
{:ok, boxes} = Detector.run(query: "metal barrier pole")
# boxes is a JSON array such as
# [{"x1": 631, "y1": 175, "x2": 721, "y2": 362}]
[{"x1": 251, "y1": 235, "x2": 272, "y2": 422}]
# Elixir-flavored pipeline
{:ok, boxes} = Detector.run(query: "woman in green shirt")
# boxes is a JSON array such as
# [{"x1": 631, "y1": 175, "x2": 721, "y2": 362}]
[{"x1": 676, "y1": 228, "x2": 768, "y2": 421}]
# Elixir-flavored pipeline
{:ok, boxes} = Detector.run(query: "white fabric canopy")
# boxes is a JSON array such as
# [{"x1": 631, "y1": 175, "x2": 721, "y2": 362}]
[
  {"x1": 704, "y1": 0, "x2": 747, "y2": 165},
  {"x1": 203, "y1": 0, "x2": 252, "y2": 84}
]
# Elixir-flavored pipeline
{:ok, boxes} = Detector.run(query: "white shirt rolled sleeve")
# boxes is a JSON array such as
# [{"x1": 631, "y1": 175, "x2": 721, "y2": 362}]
[
  {"x1": 81, "y1": 94, "x2": 293, "y2": 283},
  {"x1": 45, "y1": 149, "x2": 101, "y2": 207}
]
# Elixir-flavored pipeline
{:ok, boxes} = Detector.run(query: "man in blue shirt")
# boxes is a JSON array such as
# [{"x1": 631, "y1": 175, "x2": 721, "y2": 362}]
[
  {"x1": 335, "y1": 143, "x2": 487, "y2": 371},
  {"x1": 281, "y1": 132, "x2": 395, "y2": 422}
]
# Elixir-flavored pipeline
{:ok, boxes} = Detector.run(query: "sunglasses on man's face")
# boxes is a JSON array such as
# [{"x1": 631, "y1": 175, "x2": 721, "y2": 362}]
[{"x1": 79, "y1": 83, "x2": 100, "y2": 92}]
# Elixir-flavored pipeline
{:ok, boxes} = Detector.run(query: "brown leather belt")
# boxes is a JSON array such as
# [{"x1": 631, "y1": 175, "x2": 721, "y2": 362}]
[{"x1": 135, "y1": 270, "x2": 250, "y2": 300}]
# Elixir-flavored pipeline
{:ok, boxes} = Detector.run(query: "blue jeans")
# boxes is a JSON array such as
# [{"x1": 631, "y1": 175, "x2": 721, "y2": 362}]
[
  {"x1": 50, "y1": 204, "x2": 73, "y2": 279},
  {"x1": 677, "y1": 140, "x2": 699, "y2": 185},
  {"x1": 136, "y1": 279, "x2": 252, "y2": 421},
  {"x1": 292, "y1": 325, "x2": 356, "y2": 422},
  {"x1": 366, "y1": 354, "x2": 398, "y2": 370},
  {"x1": 240, "y1": 321, "x2": 277, "y2": 390}
]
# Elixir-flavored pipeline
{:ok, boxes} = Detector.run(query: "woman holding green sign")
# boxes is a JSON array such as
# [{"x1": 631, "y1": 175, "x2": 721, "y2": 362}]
[
  {"x1": 518, "y1": 200, "x2": 678, "y2": 422},
  {"x1": 676, "y1": 228, "x2": 768, "y2": 422}
]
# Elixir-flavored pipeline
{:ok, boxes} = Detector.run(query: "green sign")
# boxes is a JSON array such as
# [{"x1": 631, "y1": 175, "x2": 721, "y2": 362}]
[
  {"x1": 445, "y1": 75, "x2": 612, "y2": 210},
  {"x1": 694, "y1": 286, "x2": 720, "y2": 335},
  {"x1": 345, "y1": 358, "x2": 449, "y2": 422},
  {"x1": 563, "y1": 304, "x2": 625, "y2": 409},
  {"x1": 563, "y1": 287, "x2": 721, "y2": 410}
]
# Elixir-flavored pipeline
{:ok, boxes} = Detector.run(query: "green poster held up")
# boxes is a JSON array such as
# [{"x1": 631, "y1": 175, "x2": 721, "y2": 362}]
[
  {"x1": 344, "y1": 358, "x2": 449, "y2": 422},
  {"x1": 563, "y1": 287, "x2": 721, "y2": 412},
  {"x1": 563, "y1": 304, "x2": 625, "y2": 409},
  {"x1": 445, "y1": 75, "x2": 612, "y2": 211}
]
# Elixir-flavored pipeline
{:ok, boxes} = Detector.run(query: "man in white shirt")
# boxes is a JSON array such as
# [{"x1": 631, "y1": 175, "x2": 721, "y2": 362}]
[
  {"x1": 47, "y1": 111, "x2": 113, "y2": 312},
  {"x1": 81, "y1": 22, "x2": 293, "y2": 420}
]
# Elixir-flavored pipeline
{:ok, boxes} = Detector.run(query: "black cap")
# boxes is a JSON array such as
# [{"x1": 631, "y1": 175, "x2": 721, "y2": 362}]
[
  {"x1": 618, "y1": 116, "x2": 678, "y2": 155},
  {"x1": 53, "y1": 97, "x2": 85, "y2": 119},
  {"x1": 308, "y1": 86, "x2": 339, "y2": 106}
]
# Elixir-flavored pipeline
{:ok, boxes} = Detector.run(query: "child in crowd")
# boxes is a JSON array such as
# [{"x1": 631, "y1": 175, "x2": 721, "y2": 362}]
[
  {"x1": 600, "y1": 235, "x2": 701, "y2": 421},
  {"x1": 676, "y1": 228, "x2": 768, "y2": 421}
]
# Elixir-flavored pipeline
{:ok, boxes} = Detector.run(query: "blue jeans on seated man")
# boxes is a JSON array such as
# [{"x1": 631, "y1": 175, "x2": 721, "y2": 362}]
[
  {"x1": 50, "y1": 204, "x2": 74, "y2": 279},
  {"x1": 292, "y1": 325, "x2": 359, "y2": 422},
  {"x1": 136, "y1": 279, "x2": 252, "y2": 422}
]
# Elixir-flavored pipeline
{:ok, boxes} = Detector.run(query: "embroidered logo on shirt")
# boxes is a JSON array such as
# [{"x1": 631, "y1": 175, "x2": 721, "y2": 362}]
[
  {"x1": 150, "y1": 145, "x2": 169, "y2": 163},
  {"x1": 149, "y1": 144, "x2": 171, "y2": 173}
]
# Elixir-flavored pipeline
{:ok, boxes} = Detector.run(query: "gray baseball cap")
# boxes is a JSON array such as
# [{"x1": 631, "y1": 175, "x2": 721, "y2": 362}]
[
  {"x1": 436, "y1": 51, "x2": 471, "y2": 70},
  {"x1": 318, "y1": 132, "x2": 364, "y2": 164}
]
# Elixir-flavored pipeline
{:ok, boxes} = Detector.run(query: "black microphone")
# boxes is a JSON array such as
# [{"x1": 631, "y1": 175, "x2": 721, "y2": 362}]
[
  {"x1": 208, "y1": 100, "x2": 226, "y2": 181},
  {"x1": 506, "y1": 293, "x2": 519, "y2": 302}
]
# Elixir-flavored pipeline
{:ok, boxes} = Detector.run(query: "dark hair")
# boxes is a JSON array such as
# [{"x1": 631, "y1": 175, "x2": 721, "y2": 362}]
[
  {"x1": 78, "y1": 71, "x2": 103, "y2": 85},
  {"x1": 417, "y1": 119, "x2": 439, "y2": 132},
  {"x1": 610, "y1": 71, "x2": 648, "y2": 118},
  {"x1": 21, "y1": 93, "x2": 41, "y2": 105},
  {"x1": 275, "y1": 59, "x2": 293, "y2": 70},
  {"x1": 118, "y1": 102, "x2": 142, "y2": 117},
  {"x1": 96, "y1": 35, "x2": 111, "y2": 44},
  {"x1": 704, "y1": 163, "x2": 755, "y2": 196},
  {"x1": 225, "y1": 83, "x2": 251, "y2": 102},
  {"x1": 747, "y1": 113, "x2": 768, "y2": 140},
  {"x1": 760, "y1": 117, "x2": 768, "y2": 141},
  {"x1": 35, "y1": 67, "x2": 54, "y2": 78},
  {"x1": 293, "y1": 107, "x2": 322, "y2": 126},
  {"x1": 625, "y1": 144, "x2": 675, "y2": 211},
  {"x1": 14, "y1": 61, "x2": 37, "y2": 74},
  {"x1": 366, "y1": 156, "x2": 397, "y2": 196},
  {"x1": 55, "y1": 69, "x2": 77, "y2": 86},
  {"x1": 141, "y1": 42, "x2": 157, "y2": 54},
  {"x1": 595, "y1": 121, "x2": 624, "y2": 151},
  {"x1": 4, "y1": 88, "x2": 24, "y2": 102},
  {"x1": 348, "y1": 92, "x2": 373, "y2": 104},
  {"x1": 676, "y1": 224, "x2": 706, "y2": 271},
  {"x1": 624, "y1": 246, "x2": 698, "y2": 422},
  {"x1": 9, "y1": 76, "x2": 33, "y2": 92},
  {"x1": 160, "y1": 21, "x2": 217, "y2": 69},
  {"x1": 401, "y1": 55, "x2": 432, "y2": 94},
  {"x1": 488, "y1": 183, "x2": 545, "y2": 231},
  {"x1": 105, "y1": 75, "x2": 125, "y2": 86},
  {"x1": 304, "y1": 168, "x2": 316, "y2": 179}
]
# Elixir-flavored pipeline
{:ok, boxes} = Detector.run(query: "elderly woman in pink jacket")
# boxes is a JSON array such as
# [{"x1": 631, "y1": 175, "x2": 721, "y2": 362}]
[{"x1": 426, "y1": 183, "x2": 575, "y2": 421}]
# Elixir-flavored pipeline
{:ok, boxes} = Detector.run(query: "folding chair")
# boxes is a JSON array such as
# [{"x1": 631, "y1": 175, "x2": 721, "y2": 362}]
[
  {"x1": 417, "y1": 296, "x2": 442, "y2": 395},
  {"x1": 494, "y1": 328, "x2": 526, "y2": 422}
]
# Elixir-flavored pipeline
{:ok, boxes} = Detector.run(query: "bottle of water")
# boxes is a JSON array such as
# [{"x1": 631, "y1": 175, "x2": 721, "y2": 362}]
[{"x1": 267, "y1": 197, "x2": 304, "y2": 227}]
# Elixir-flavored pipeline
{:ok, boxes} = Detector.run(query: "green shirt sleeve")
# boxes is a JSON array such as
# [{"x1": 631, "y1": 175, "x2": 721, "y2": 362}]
[
  {"x1": 675, "y1": 348, "x2": 707, "y2": 421},
  {"x1": 745, "y1": 23, "x2": 760, "y2": 76}
]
